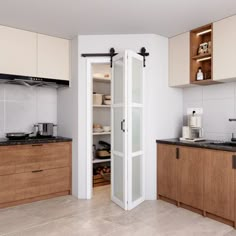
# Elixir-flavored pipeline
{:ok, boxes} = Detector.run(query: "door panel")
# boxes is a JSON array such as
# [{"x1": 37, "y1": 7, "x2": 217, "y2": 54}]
[
  {"x1": 204, "y1": 150, "x2": 234, "y2": 221},
  {"x1": 178, "y1": 147, "x2": 204, "y2": 210},
  {"x1": 157, "y1": 144, "x2": 178, "y2": 200}
]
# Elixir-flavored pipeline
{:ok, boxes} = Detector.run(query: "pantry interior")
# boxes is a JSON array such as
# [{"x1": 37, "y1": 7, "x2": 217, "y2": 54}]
[{"x1": 92, "y1": 63, "x2": 112, "y2": 190}]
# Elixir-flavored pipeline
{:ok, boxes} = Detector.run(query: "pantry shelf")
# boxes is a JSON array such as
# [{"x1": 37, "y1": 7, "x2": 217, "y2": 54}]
[
  {"x1": 93, "y1": 78, "x2": 111, "y2": 83},
  {"x1": 93, "y1": 105, "x2": 111, "y2": 108},
  {"x1": 93, "y1": 132, "x2": 111, "y2": 136},
  {"x1": 93, "y1": 158, "x2": 111, "y2": 164}
]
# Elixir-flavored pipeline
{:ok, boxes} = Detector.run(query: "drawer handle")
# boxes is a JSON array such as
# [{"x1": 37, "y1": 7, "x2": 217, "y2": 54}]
[
  {"x1": 32, "y1": 144, "x2": 43, "y2": 147},
  {"x1": 32, "y1": 170, "x2": 43, "y2": 173},
  {"x1": 232, "y1": 155, "x2": 236, "y2": 169},
  {"x1": 176, "y1": 147, "x2": 180, "y2": 159}
]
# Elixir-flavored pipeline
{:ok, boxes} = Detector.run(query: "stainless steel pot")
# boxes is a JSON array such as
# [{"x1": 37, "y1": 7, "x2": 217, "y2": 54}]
[{"x1": 38, "y1": 123, "x2": 54, "y2": 136}]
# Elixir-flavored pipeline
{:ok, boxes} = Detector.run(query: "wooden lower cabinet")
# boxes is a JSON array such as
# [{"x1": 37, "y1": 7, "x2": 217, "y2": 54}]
[
  {"x1": 157, "y1": 143, "x2": 236, "y2": 227},
  {"x1": 204, "y1": 150, "x2": 235, "y2": 221},
  {"x1": 178, "y1": 147, "x2": 204, "y2": 210},
  {"x1": 157, "y1": 144, "x2": 178, "y2": 200},
  {"x1": 0, "y1": 142, "x2": 72, "y2": 208}
]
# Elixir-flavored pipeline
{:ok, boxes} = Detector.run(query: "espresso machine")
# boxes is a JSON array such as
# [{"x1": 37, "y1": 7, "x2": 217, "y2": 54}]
[{"x1": 180, "y1": 110, "x2": 205, "y2": 142}]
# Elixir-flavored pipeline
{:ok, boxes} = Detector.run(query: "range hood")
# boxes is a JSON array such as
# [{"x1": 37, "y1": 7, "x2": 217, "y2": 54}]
[{"x1": 0, "y1": 74, "x2": 69, "y2": 88}]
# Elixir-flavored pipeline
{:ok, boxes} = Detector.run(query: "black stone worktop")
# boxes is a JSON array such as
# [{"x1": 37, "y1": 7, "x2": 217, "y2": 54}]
[
  {"x1": 156, "y1": 138, "x2": 236, "y2": 152},
  {"x1": 0, "y1": 136, "x2": 72, "y2": 146}
]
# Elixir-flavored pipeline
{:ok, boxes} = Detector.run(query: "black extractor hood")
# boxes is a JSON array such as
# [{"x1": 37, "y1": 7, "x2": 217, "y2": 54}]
[{"x1": 0, "y1": 73, "x2": 69, "y2": 88}]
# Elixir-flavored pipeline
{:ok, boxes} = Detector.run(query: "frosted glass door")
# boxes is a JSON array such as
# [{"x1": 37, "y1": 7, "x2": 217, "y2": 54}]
[
  {"x1": 127, "y1": 52, "x2": 144, "y2": 210},
  {"x1": 111, "y1": 54, "x2": 127, "y2": 209},
  {"x1": 111, "y1": 51, "x2": 144, "y2": 211}
]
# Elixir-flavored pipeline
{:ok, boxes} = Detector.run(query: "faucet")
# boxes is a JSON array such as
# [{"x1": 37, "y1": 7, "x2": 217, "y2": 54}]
[{"x1": 229, "y1": 119, "x2": 236, "y2": 141}]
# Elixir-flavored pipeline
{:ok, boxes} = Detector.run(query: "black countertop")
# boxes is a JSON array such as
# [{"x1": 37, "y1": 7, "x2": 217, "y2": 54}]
[
  {"x1": 0, "y1": 136, "x2": 72, "y2": 146},
  {"x1": 156, "y1": 138, "x2": 236, "y2": 152}
]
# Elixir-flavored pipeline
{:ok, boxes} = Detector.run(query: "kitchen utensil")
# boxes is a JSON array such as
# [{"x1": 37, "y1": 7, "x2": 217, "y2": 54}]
[
  {"x1": 38, "y1": 123, "x2": 54, "y2": 136},
  {"x1": 6, "y1": 132, "x2": 33, "y2": 140},
  {"x1": 93, "y1": 128, "x2": 104, "y2": 133},
  {"x1": 103, "y1": 100, "x2": 111, "y2": 105}
]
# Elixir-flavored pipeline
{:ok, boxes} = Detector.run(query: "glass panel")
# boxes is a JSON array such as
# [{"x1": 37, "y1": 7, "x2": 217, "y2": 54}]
[
  {"x1": 132, "y1": 108, "x2": 142, "y2": 152},
  {"x1": 132, "y1": 58, "x2": 143, "y2": 104},
  {"x1": 132, "y1": 155, "x2": 142, "y2": 201},
  {"x1": 114, "y1": 107, "x2": 123, "y2": 153},
  {"x1": 114, "y1": 155, "x2": 123, "y2": 201},
  {"x1": 114, "y1": 58, "x2": 123, "y2": 104}
]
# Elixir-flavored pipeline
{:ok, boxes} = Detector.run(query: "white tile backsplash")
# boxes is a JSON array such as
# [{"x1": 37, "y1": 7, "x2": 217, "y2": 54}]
[
  {"x1": 183, "y1": 82, "x2": 236, "y2": 141},
  {"x1": 0, "y1": 84, "x2": 57, "y2": 138}
]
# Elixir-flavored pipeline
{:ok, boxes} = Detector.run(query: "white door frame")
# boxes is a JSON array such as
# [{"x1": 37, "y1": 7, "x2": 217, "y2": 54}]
[{"x1": 86, "y1": 57, "x2": 110, "y2": 199}]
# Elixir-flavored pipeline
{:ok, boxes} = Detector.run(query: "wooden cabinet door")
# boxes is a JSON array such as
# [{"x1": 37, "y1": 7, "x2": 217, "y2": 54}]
[
  {"x1": 157, "y1": 144, "x2": 178, "y2": 200},
  {"x1": 0, "y1": 175, "x2": 16, "y2": 204},
  {"x1": 169, "y1": 32, "x2": 190, "y2": 87},
  {"x1": 0, "y1": 25, "x2": 37, "y2": 77},
  {"x1": 178, "y1": 147, "x2": 204, "y2": 210},
  {"x1": 37, "y1": 34, "x2": 70, "y2": 81},
  {"x1": 204, "y1": 150, "x2": 234, "y2": 221},
  {"x1": 213, "y1": 15, "x2": 236, "y2": 81}
]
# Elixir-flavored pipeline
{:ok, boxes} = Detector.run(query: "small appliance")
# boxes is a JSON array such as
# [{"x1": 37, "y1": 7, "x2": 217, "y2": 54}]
[
  {"x1": 36, "y1": 123, "x2": 57, "y2": 137},
  {"x1": 180, "y1": 110, "x2": 205, "y2": 142}
]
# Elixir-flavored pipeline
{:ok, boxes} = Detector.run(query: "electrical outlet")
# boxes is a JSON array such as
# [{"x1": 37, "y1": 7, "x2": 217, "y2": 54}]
[{"x1": 187, "y1": 108, "x2": 203, "y2": 115}]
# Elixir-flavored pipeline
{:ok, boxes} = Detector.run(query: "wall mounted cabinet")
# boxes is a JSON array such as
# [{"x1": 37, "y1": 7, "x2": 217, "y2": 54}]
[
  {"x1": 0, "y1": 25, "x2": 70, "y2": 82},
  {"x1": 169, "y1": 32, "x2": 190, "y2": 87},
  {"x1": 0, "y1": 26, "x2": 37, "y2": 77},
  {"x1": 213, "y1": 15, "x2": 236, "y2": 82},
  {"x1": 37, "y1": 34, "x2": 70, "y2": 81}
]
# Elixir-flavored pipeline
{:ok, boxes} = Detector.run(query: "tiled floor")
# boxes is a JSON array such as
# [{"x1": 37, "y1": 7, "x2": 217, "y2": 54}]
[{"x1": 0, "y1": 186, "x2": 235, "y2": 236}]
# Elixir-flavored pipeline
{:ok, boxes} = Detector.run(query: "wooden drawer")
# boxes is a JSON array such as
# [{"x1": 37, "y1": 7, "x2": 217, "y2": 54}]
[
  {"x1": 15, "y1": 167, "x2": 70, "y2": 200},
  {"x1": 0, "y1": 142, "x2": 71, "y2": 175},
  {"x1": 15, "y1": 143, "x2": 71, "y2": 173}
]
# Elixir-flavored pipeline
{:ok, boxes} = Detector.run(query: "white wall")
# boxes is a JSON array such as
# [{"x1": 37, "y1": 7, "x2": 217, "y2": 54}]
[
  {"x1": 58, "y1": 34, "x2": 183, "y2": 200},
  {"x1": 0, "y1": 84, "x2": 57, "y2": 137},
  {"x1": 183, "y1": 82, "x2": 236, "y2": 141},
  {"x1": 57, "y1": 37, "x2": 79, "y2": 197}
]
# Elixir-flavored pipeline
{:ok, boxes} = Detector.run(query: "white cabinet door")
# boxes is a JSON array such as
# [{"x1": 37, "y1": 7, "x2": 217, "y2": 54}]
[
  {"x1": 111, "y1": 51, "x2": 144, "y2": 210},
  {"x1": 169, "y1": 32, "x2": 190, "y2": 87},
  {"x1": 213, "y1": 15, "x2": 236, "y2": 81},
  {"x1": 37, "y1": 34, "x2": 70, "y2": 81},
  {"x1": 0, "y1": 26, "x2": 37, "y2": 77}
]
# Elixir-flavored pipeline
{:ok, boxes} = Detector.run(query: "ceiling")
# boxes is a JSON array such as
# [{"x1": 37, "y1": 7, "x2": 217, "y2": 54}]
[{"x1": 0, "y1": 0, "x2": 235, "y2": 39}]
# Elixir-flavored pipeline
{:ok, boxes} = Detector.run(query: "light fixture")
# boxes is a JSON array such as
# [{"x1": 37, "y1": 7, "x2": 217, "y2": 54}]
[
  {"x1": 197, "y1": 29, "x2": 212, "y2": 36},
  {"x1": 197, "y1": 57, "x2": 211, "y2": 62}
]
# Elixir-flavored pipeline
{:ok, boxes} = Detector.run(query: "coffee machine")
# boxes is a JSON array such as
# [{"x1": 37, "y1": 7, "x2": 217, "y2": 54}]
[{"x1": 180, "y1": 110, "x2": 205, "y2": 142}]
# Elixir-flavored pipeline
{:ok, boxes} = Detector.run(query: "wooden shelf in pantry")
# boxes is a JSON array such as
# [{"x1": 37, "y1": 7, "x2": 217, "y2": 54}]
[
  {"x1": 93, "y1": 105, "x2": 111, "y2": 108},
  {"x1": 93, "y1": 158, "x2": 111, "y2": 164},
  {"x1": 93, "y1": 132, "x2": 111, "y2": 136},
  {"x1": 93, "y1": 77, "x2": 111, "y2": 83},
  {"x1": 191, "y1": 79, "x2": 220, "y2": 86}
]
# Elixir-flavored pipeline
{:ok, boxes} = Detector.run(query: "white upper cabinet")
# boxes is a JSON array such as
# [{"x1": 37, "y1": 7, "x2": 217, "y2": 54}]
[
  {"x1": 0, "y1": 26, "x2": 37, "y2": 77},
  {"x1": 37, "y1": 34, "x2": 70, "y2": 81},
  {"x1": 213, "y1": 15, "x2": 236, "y2": 81},
  {"x1": 169, "y1": 32, "x2": 190, "y2": 87}
]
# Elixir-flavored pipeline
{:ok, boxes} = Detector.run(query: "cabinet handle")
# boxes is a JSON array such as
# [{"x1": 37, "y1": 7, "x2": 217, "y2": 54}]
[
  {"x1": 232, "y1": 155, "x2": 236, "y2": 169},
  {"x1": 121, "y1": 119, "x2": 125, "y2": 132},
  {"x1": 32, "y1": 170, "x2": 43, "y2": 173},
  {"x1": 176, "y1": 147, "x2": 180, "y2": 159},
  {"x1": 32, "y1": 144, "x2": 43, "y2": 147}
]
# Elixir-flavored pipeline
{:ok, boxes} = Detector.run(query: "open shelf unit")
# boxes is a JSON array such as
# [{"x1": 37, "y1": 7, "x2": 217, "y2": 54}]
[
  {"x1": 190, "y1": 24, "x2": 219, "y2": 85},
  {"x1": 93, "y1": 77, "x2": 111, "y2": 83},
  {"x1": 93, "y1": 158, "x2": 111, "y2": 164},
  {"x1": 93, "y1": 132, "x2": 111, "y2": 136}
]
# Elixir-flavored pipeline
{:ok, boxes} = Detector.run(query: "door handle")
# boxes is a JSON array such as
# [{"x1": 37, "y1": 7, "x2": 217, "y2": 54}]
[
  {"x1": 121, "y1": 119, "x2": 125, "y2": 132},
  {"x1": 232, "y1": 155, "x2": 236, "y2": 169},
  {"x1": 176, "y1": 147, "x2": 180, "y2": 159},
  {"x1": 32, "y1": 170, "x2": 43, "y2": 173}
]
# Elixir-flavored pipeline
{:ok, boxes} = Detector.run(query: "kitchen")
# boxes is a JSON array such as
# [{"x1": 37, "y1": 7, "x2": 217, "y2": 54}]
[{"x1": 0, "y1": 1, "x2": 236, "y2": 235}]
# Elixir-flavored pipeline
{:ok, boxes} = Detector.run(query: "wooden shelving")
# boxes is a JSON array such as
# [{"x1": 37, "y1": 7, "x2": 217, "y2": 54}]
[
  {"x1": 190, "y1": 24, "x2": 216, "y2": 85},
  {"x1": 93, "y1": 158, "x2": 111, "y2": 164}
]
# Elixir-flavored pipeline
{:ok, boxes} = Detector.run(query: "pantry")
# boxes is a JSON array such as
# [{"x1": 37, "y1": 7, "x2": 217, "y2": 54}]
[{"x1": 92, "y1": 63, "x2": 112, "y2": 188}]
